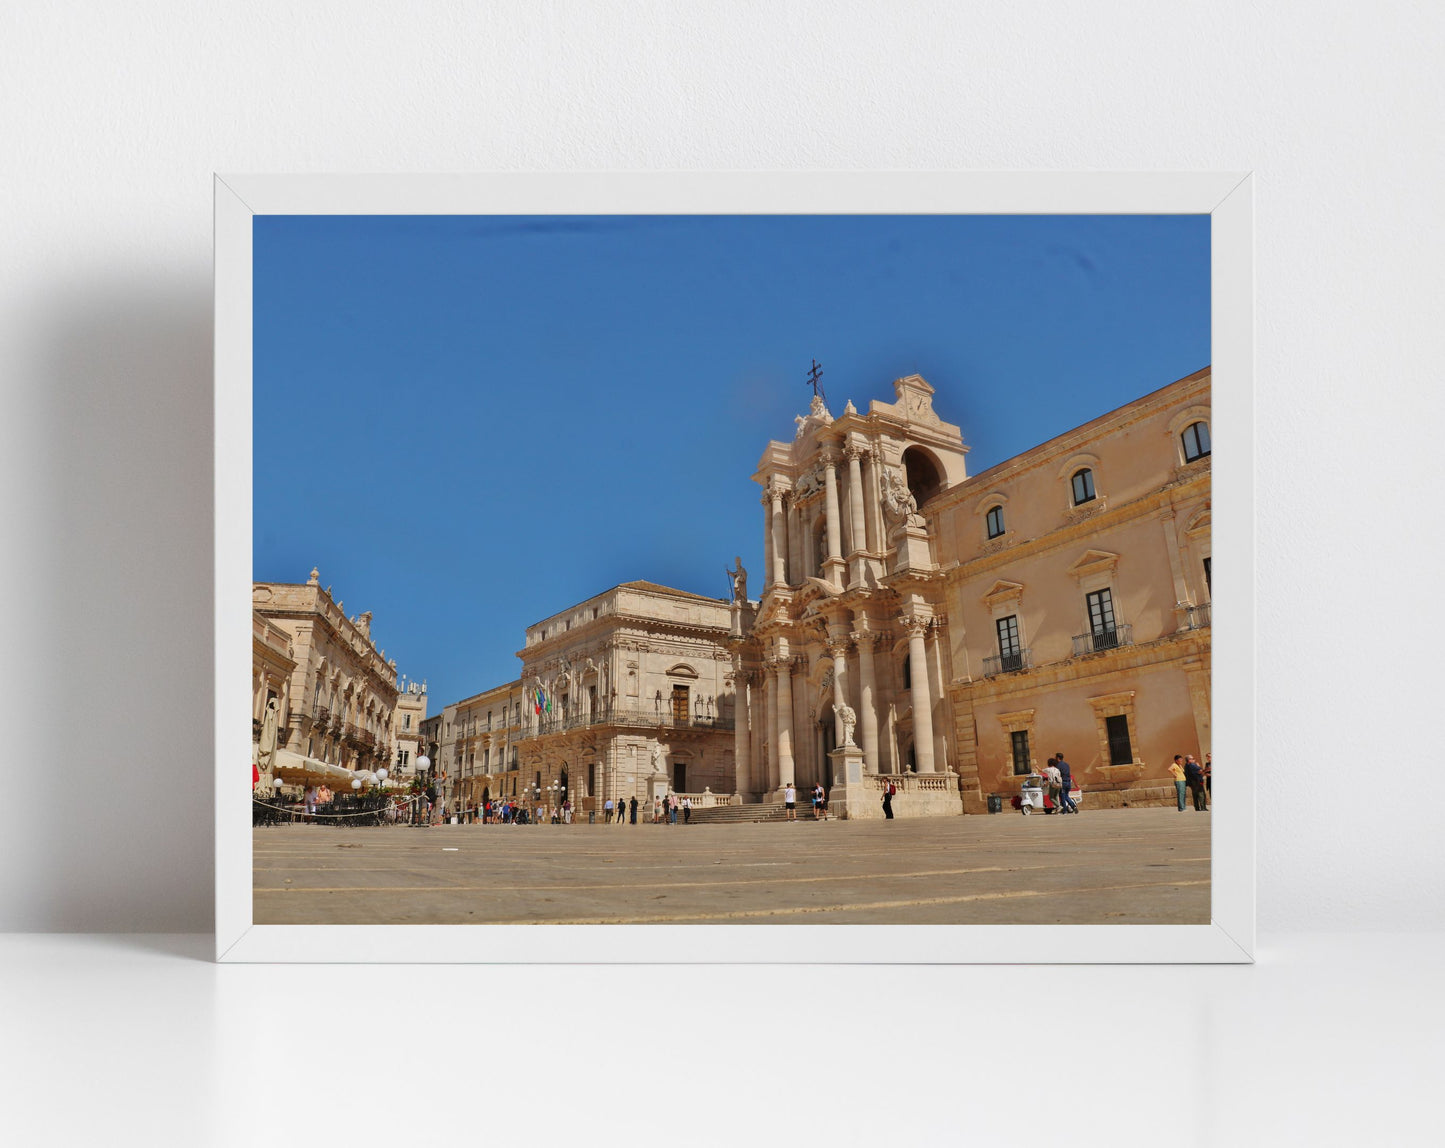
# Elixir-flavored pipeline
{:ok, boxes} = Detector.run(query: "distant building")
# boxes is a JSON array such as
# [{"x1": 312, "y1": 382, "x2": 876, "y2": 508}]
[
  {"x1": 391, "y1": 678, "x2": 428, "y2": 778},
  {"x1": 252, "y1": 568, "x2": 414, "y2": 778}
]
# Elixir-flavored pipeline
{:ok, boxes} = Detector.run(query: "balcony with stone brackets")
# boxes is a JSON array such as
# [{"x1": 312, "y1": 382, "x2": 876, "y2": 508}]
[
  {"x1": 1071, "y1": 624, "x2": 1134, "y2": 657},
  {"x1": 981, "y1": 648, "x2": 1033, "y2": 678}
]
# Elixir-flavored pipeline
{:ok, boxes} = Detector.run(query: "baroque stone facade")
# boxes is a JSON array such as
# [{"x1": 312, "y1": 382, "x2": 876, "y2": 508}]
[
  {"x1": 433, "y1": 582, "x2": 740, "y2": 816},
  {"x1": 252, "y1": 568, "x2": 405, "y2": 776},
  {"x1": 727, "y1": 369, "x2": 1211, "y2": 816}
]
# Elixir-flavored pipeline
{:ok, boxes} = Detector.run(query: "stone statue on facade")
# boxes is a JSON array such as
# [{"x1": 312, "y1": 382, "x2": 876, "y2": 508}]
[
  {"x1": 726, "y1": 556, "x2": 748, "y2": 604},
  {"x1": 255, "y1": 696, "x2": 281, "y2": 794},
  {"x1": 881, "y1": 468, "x2": 923, "y2": 527},
  {"x1": 833, "y1": 702, "x2": 857, "y2": 747}
]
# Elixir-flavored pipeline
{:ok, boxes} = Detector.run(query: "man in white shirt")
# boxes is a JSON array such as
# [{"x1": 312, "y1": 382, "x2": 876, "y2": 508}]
[{"x1": 784, "y1": 783, "x2": 797, "y2": 820}]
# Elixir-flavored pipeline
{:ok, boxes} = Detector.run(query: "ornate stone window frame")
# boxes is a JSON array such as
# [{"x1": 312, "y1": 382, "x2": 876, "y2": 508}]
[
  {"x1": 1086, "y1": 689, "x2": 1145, "y2": 783},
  {"x1": 1182, "y1": 504, "x2": 1212, "y2": 604},
  {"x1": 1168, "y1": 404, "x2": 1213, "y2": 468},
  {"x1": 1057, "y1": 450, "x2": 1106, "y2": 518},
  {"x1": 976, "y1": 490, "x2": 1010, "y2": 544},
  {"x1": 996, "y1": 707, "x2": 1038, "y2": 776}
]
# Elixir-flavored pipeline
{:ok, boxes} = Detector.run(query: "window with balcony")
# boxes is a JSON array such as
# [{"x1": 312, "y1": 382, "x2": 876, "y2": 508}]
[
  {"x1": 996, "y1": 615, "x2": 1023, "y2": 672},
  {"x1": 1181, "y1": 421, "x2": 1211, "y2": 462},
  {"x1": 1071, "y1": 468, "x2": 1096, "y2": 505},
  {"x1": 985, "y1": 504, "x2": 1005, "y2": 539},
  {"x1": 1087, "y1": 588, "x2": 1117, "y2": 645}
]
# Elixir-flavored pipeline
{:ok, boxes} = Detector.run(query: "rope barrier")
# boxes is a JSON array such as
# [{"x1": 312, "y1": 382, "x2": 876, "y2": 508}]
[{"x1": 251, "y1": 794, "x2": 421, "y2": 820}]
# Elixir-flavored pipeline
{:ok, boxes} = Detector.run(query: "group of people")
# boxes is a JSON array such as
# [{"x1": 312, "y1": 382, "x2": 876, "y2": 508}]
[
  {"x1": 1168, "y1": 753, "x2": 1211, "y2": 811},
  {"x1": 1042, "y1": 754, "x2": 1080, "y2": 815},
  {"x1": 780, "y1": 783, "x2": 829, "y2": 821}
]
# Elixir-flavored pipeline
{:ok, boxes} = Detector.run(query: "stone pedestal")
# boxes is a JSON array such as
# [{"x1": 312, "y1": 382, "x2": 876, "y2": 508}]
[
  {"x1": 825, "y1": 743, "x2": 869, "y2": 820},
  {"x1": 890, "y1": 522, "x2": 933, "y2": 573}
]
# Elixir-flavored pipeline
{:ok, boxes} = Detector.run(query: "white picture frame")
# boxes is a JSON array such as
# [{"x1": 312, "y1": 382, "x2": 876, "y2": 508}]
[{"x1": 216, "y1": 172, "x2": 1253, "y2": 963}]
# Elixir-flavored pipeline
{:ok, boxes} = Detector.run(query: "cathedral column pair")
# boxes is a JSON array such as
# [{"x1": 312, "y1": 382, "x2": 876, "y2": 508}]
[{"x1": 767, "y1": 643, "x2": 796, "y2": 789}]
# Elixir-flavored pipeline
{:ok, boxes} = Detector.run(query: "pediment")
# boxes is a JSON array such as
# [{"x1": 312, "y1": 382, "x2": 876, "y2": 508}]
[
  {"x1": 1066, "y1": 550, "x2": 1121, "y2": 580},
  {"x1": 665, "y1": 662, "x2": 699, "y2": 679},
  {"x1": 981, "y1": 579, "x2": 1025, "y2": 607}
]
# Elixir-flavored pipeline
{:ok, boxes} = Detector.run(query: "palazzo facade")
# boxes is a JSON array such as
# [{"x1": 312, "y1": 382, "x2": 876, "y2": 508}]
[
  {"x1": 252, "y1": 569, "x2": 404, "y2": 776},
  {"x1": 433, "y1": 582, "x2": 739, "y2": 816}
]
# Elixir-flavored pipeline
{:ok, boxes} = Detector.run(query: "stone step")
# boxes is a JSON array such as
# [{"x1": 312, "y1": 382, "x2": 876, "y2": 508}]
[{"x1": 688, "y1": 800, "x2": 830, "y2": 824}]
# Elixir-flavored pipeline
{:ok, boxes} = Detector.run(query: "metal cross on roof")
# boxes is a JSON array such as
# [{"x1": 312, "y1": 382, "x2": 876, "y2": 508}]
[{"x1": 806, "y1": 358, "x2": 825, "y2": 402}]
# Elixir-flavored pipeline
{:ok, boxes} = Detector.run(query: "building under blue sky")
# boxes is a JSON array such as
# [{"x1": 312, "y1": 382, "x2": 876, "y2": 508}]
[{"x1": 254, "y1": 213, "x2": 1210, "y2": 708}]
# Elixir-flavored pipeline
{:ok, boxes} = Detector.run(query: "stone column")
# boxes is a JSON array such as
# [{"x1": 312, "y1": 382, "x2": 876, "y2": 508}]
[
  {"x1": 852, "y1": 623, "x2": 880, "y2": 773},
  {"x1": 762, "y1": 494, "x2": 774, "y2": 587},
  {"x1": 903, "y1": 615, "x2": 936, "y2": 772},
  {"x1": 822, "y1": 452, "x2": 844, "y2": 587},
  {"x1": 846, "y1": 446, "x2": 868, "y2": 585},
  {"x1": 863, "y1": 449, "x2": 882, "y2": 554},
  {"x1": 732, "y1": 668, "x2": 751, "y2": 799},
  {"x1": 773, "y1": 650, "x2": 795, "y2": 788},
  {"x1": 770, "y1": 491, "x2": 787, "y2": 587},
  {"x1": 828, "y1": 638, "x2": 851, "y2": 749},
  {"x1": 764, "y1": 664, "x2": 779, "y2": 792}
]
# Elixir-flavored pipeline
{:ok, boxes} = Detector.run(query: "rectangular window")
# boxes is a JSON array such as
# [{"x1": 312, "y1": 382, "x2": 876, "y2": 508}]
[
  {"x1": 673, "y1": 762, "x2": 686, "y2": 792},
  {"x1": 399, "y1": 750, "x2": 409, "y2": 767},
  {"x1": 1010, "y1": 730, "x2": 1031, "y2": 776},
  {"x1": 1105, "y1": 714, "x2": 1133, "y2": 766},
  {"x1": 1182, "y1": 421, "x2": 1212, "y2": 462},
  {"x1": 483, "y1": 748, "x2": 490, "y2": 770},
  {"x1": 995, "y1": 615, "x2": 1022, "y2": 672},
  {"x1": 1071, "y1": 468, "x2": 1096, "y2": 505},
  {"x1": 986, "y1": 505, "x2": 1005, "y2": 539},
  {"x1": 1203, "y1": 556, "x2": 1212, "y2": 596},
  {"x1": 1087, "y1": 588, "x2": 1117, "y2": 647},
  {"x1": 403, "y1": 713, "x2": 411, "y2": 731},
  {"x1": 672, "y1": 685, "x2": 690, "y2": 724}
]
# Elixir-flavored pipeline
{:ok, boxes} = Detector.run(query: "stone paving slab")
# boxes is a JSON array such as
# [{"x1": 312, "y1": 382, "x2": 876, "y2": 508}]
[{"x1": 253, "y1": 807, "x2": 1210, "y2": 925}]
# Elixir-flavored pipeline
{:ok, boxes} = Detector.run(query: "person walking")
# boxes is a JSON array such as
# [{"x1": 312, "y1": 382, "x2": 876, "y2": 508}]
[
  {"x1": 604, "y1": 797, "x2": 614, "y2": 823},
  {"x1": 1055, "y1": 752, "x2": 1078, "y2": 814},
  {"x1": 682, "y1": 796, "x2": 691, "y2": 824},
  {"x1": 1184, "y1": 754, "x2": 1207, "y2": 811},
  {"x1": 1044, "y1": 756, "x2": 1063, "y2": 813},
  {"x1": 1169, "y1": 754, "x2": 1188, "y2": 811},
  {"x1": 812, "y1": 783, "x2": 824, "y2": 820},
  {"x1": 784, "y1": 782, "x2": 797, "y2": 821},
  {"x1": 882, "y1": 777, "x2": 896, "y2": 819},
  {"x1": 629, "y1": 795, "x2": 638, "y2": 825},
  {"x1": 668, "y1": 792, "x2": 678, "y2": 825}
]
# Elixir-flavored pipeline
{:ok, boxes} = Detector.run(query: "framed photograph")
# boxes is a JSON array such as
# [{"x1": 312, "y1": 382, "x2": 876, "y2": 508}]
[{"x1": 217, "y1": 172, "x2": 1253, "y2": 963}]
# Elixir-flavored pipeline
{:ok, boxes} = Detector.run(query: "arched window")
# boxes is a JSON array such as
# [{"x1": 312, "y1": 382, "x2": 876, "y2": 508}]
[
  {"x1": 985, "y1": 504, "x2": 1005, "y2": 539},
  {"x1": 1071, "y1": 468, "x2": 1096, "y2": 506},
  {"x1": 1181, "y1": 421, "x2": 1211, "y2": 462}
]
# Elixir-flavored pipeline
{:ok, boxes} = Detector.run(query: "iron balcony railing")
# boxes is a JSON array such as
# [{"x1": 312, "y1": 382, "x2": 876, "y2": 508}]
[
  {"x1": 527, "y1": 704, "x2": 734, "y2": 736},
  {"x1": 982, "y1": 648, "x2": 1033, "y2": 677},
  {"x1": 1185, "y1": 602, "x2": 1211, "y2": 629},
  {"x1": 1072, "y1": 623, "x2": 1133, "y2": 657}
]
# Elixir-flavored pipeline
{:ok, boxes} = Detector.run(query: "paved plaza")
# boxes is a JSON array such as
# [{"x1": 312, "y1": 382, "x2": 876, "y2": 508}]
[{"x1": 254, "y1": 807, "x2": 1210, "y2": 925}]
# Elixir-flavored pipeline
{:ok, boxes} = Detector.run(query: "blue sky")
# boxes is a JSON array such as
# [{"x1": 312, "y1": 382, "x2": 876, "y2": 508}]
[{"x1": 254, "y1": 213, "x2": 1209, "y2": 708}]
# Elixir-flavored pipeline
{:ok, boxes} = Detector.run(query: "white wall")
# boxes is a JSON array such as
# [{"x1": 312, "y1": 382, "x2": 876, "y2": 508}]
[{"x1": 2, "y1": 1, "x2": 1440, "y2": 932}]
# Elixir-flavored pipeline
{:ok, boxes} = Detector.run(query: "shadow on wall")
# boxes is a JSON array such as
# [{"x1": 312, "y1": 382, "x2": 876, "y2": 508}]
[{"x1": 21, "y1": 274, "x2": 214, "y2": 932}]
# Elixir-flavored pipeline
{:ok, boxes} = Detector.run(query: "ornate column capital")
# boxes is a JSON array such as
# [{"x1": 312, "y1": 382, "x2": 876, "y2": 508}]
[
  {"x1": 844, "y1": 443, "x2": 870, "y2": 463},
  {"x1": 897, "y1": 613, "x2": 930, "y2": 637},
  {"x1": 826, "y1": 638, "x2": 852, "y2": 661}
]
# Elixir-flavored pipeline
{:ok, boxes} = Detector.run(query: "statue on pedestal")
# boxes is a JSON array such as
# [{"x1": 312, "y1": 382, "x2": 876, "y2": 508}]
[
  {"x1": 726, "y1": 557, "x2": 748, "y2": 604},
  {"x1": 833, "y1": 702, "x2": 857, "y2": 747}
]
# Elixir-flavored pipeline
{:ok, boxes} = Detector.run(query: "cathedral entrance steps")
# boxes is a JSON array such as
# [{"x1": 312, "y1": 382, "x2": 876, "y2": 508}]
[{"x1": 687, "y1": 800, "x2": 827, "y2": 825}]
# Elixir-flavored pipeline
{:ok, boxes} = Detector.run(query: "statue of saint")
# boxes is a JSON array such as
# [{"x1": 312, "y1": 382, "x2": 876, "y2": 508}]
[
  {"x1": 726, "y1": 556, "x2": 748, "y2": 603},
  {"x1": 833, "y1": 702, "x2": 857, "y2": 747},
  {"x1": 258, "y1": 697, "x2": 280, "y2": 770}
]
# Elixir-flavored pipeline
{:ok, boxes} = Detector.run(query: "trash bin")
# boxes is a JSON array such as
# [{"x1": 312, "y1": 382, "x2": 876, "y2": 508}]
[
  {"x1": 987, "y1": 794, "x2": 1003, "y2": 814},
  {"x1": 588, "y1": 811, "x2": 596, "y2": 824}
]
